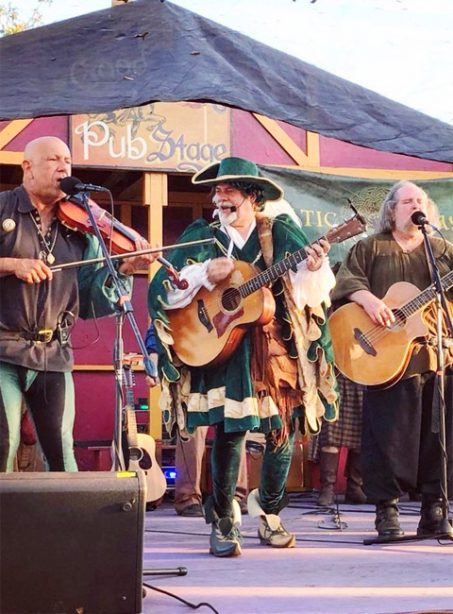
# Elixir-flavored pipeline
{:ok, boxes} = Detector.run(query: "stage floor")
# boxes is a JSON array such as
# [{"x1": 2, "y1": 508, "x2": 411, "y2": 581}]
[{"x1": 141, "y1": 493, "x2": 453, "y2": 614}]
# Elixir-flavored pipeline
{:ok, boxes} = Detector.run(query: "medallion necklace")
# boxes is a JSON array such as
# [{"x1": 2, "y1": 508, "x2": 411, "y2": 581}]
[{"x1": 29, "y1": 210, "x2": 58, "y2": 265}]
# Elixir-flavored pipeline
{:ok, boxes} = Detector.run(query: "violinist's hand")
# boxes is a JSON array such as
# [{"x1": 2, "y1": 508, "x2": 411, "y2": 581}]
[
  {"x1": 306, "y1": 239, "x2": 330, "y2": 272},
  {"x1": 118, "y1": 238, "x2": 161, "y2": 276},
  {"x1": 207, "y1": 257, "x2": 234, "y2": 284},
  {"x1": 0, "y1": 257, "x2": 53, "y2": 283}
]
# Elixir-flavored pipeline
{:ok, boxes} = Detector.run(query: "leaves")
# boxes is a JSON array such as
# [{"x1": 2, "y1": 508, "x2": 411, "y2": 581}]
[{"x1": 0, "y1": 0, "x2": 53, "y2": 36}]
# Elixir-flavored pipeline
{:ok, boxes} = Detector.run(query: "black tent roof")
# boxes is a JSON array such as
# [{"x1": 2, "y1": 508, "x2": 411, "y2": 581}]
[{"x1": 1, "y1": 0, "x2": 453, "y2": 163}]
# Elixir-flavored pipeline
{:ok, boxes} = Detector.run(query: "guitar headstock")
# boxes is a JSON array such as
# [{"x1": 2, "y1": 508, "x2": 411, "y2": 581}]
[
  {"x1": 122, "y1": 353, "x2": 143, "y2": 392},
  {"x1": 324, "y1": 214, "x2": 367, "y2": 245},
  {"x1": 122, "y1": 353, "x2": 144, "y2": 369}
]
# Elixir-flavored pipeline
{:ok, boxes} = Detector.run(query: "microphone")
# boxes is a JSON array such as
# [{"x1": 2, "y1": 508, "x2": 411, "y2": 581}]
[
  {"x1": 411, "y1": 211, "x2": 429, "y2": 226},
  {"x1": 411, "y1": 211, "x2": 440, "y2": 233},
  {"x1": 60, "y1": 176, "x2": 109, "y2": 195}
]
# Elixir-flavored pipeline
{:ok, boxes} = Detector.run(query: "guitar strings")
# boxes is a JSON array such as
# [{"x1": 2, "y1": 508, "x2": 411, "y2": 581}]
[
  {"x1": 362, "y1": 277, "x2": 452, "y2": 346},
  {"x1": 363, "y1": 304, "x2": 450, "y2": 347},
  {"x1": 357, "y1": 312, "x2": 406, "y2": 346}
]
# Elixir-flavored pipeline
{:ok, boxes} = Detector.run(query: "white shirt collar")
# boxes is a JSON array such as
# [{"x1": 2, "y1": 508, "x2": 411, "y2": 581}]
[{"x1": 220, "y1": 218, "x2": 256, "y2": 249}]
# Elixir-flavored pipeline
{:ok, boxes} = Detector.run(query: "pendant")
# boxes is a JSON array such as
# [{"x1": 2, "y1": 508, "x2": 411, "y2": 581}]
[{"x1": 46, "y1": 253, "x2": 56, "y2": 265}]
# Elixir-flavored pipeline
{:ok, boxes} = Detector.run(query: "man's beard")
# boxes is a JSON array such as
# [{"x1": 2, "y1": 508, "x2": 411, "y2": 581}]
[{"x1": 213, "y1": 204, "x2": 238, "y2": 226}]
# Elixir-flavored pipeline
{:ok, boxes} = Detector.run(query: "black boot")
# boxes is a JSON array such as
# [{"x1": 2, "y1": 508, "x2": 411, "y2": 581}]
[
  {"x1": 417, "y1": 495, "x2": 449, "y2": 536},
  {"x1": 375, "y1": 499, "x2": 404, "y2": 538},
  {"x1": 344, "y1": 450, "x2": 367, "y2": 504},
  {"x1": 317, "y1": 450, "x2": 339, "y2": 507}
]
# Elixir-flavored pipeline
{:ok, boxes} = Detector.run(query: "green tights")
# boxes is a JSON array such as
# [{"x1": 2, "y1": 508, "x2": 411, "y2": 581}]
[{"x1": 211, "y1": 422, "x2": 295, "y2": 518}]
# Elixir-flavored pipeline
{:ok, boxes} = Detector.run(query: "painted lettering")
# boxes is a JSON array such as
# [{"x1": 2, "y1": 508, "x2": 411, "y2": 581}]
[
  {"x1": 74, "y1": 120, "x2": 110, "y2": 160},
  {"x1": 73, "y1": 115, "x2": 228, "y2": 168}
]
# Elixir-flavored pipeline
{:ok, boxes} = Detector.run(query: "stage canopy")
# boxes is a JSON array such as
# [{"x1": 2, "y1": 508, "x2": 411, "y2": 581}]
[{"x1": 1, "y1": 0, "x2": 453, "y2": 163}]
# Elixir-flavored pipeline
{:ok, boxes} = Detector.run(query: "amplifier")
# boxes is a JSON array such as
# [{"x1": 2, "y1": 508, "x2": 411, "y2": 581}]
[{"x1": 0, "y1": 471, "x2": 145, "y2": 614}]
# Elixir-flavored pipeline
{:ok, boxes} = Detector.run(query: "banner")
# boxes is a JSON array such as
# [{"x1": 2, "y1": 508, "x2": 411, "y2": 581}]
[{"x1": 260, "y1": 166, "x2": 453, "y2": 266}]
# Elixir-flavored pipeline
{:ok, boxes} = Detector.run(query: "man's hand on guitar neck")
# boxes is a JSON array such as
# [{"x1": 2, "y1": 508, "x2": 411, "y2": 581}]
[
  {"x1": 306, "y1": 238, "x2": 330, "y2": 272},
  {"x1": 349, "y1": 289, "x2": 396, "y2": 328}
]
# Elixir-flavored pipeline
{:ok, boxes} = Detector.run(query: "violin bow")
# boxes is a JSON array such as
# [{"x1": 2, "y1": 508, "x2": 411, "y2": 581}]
[{"x1": 49, "y1": 238, "x2": 215, "y2": 272}]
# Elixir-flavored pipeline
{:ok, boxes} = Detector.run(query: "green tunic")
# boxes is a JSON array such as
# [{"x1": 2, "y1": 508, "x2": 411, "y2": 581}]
[
  {"x1": 332, "y1": 232, "x2": 453, "y2": 375},
  {"x1": 148, "y1": 214, "x2": 338, "y2": 436}
]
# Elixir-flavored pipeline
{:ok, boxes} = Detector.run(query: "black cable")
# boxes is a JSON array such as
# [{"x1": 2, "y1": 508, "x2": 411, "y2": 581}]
[
  {"x1": 142, "y1": 582, "x2": 220, "y2": 613},
  {"x1": 144, "y1": 526, "x2": 362, "y2": 545}
]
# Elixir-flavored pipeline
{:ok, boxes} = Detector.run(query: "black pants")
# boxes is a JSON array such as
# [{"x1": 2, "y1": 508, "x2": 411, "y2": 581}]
[
  {"x1": 0, "y1": 362, "x2": 77, "y2": 472},
  {"x1": 362, "y1": 369, "x2": 453, "y2": 503}
]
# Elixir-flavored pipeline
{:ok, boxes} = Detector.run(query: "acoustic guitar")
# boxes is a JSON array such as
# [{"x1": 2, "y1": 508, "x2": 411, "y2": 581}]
[
  {"x1": 329, "y1": 270, "x2": 453, "y2": 388},
  {"x1": 167, "y1": 214, "x2": 366, "y2": 367},
  {"x1": 122, "y1": 354, "x2": 167, "y2": 505}
]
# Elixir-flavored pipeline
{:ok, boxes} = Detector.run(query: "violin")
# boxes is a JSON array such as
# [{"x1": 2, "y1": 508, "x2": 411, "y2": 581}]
[
  {"x1": 57, "y1": 197, "x2": 140, "y2": 254},
  {"x1": 57, "y1": 196, "x2": 188, "y2": 288}
]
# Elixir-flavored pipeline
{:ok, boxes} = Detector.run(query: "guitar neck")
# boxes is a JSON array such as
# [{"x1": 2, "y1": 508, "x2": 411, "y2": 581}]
[
  {"x1": 235, "y1": 213, "x2": 366, "y2": 299},
  {"x1": 401, "y1": 270, "x2": 453, "y2": 317},
  {"x1": 124, "y1": 369, "x2": 138, "y2": 446},
  {"x1": 239, "y1": 243, "x2": 312, "y2": 298}
]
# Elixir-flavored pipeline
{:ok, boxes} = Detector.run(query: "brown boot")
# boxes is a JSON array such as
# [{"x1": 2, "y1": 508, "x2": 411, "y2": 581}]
[
  {"x1": 317, "y1": 450, "x2": 339, "y2": 506},
  {"x1": 344, "y1": 450, "x2": 367, "y2": 504}
]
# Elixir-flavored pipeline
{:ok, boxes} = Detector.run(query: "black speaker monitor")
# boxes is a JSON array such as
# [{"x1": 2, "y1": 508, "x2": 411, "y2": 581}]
[{"x1": 0, "y1": 471, "x2": 145, "y2": 614}]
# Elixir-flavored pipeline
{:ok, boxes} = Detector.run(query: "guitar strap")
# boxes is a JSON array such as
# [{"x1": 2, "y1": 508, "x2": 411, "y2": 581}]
[
  {"x1": 255, "y1": 213, "x2": 274, "y2": 268},
  {"x1": 255, "y1": 212, "x2": 339, "y2": 435},
  {"x1": 252, "y1": 214, "x2": 304, "y2": 444}
]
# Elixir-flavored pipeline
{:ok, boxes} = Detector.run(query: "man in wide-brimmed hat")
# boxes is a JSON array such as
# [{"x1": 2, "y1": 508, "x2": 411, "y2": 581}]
[{"x1": 148, "y1": 156, "x2": 338, "y2": 557}]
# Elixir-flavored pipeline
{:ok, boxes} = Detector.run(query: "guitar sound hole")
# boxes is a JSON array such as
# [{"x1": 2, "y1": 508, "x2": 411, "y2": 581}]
[
  {"x1": 139, "y1": 451, "x2": 152, "y2": 471},
  {"x1": 129, "y1": 446, "x2": 143, "y2": 463},
  {"x1": 222, "y1": 288, "x2": 241, "y2": 312}
]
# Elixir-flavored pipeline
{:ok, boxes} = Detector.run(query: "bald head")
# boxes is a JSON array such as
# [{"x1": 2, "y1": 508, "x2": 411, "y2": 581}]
[
  {"x1": 22, "y1": 136, "x2": 72, "y2": 206},
  {"x1": 23, "y1": 136, "x2": 69, "y2": 161}
]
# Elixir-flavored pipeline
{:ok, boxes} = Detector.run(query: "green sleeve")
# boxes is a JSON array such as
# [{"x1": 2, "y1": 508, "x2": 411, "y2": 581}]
[
  {"x1": 330, "y1": 238, "x2": 373, "y2": 304},
  {"x1": 270, "y1": 214, "x2": 310, "y2": 260},
  {"x1": 147, "y1": 219, "x2": 218, "y2": 381},
  {"x1": 78, "y1": 234, "x2": 133, "y2": 320}
]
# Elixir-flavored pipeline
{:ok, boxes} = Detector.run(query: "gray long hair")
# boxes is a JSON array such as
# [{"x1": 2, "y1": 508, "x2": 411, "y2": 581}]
[{"x1": 377, "y1": 180, "x2": 438, "y2": 232}]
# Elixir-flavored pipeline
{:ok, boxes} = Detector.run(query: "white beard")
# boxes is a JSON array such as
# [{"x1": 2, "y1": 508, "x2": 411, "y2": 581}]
[{"x1": 213, "y1": 207, "x2": 238, "y2": 227}]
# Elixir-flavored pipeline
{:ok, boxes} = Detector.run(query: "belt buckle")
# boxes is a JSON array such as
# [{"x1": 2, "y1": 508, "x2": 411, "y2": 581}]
[{"x1": 37, "y1": 329, "x2": 53, "y2": 343}]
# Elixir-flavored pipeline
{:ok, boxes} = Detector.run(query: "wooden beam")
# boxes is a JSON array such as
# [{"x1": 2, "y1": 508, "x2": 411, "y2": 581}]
[
  {"x1": 0, "y1": 119, "x2": 33, "y2": 150},
  {"x1": 0, "y1": 151, "x2": 23, "y2": 165},
  {"x1": 252, "y1": 113, "x2": 309, "y2": 165},
  {"x1": 0, "y1": 119, "x2": 34, "y2": 164},
  {"x1": 267, "y1": 164, "x2": 453, "y2": 181},
  {"x1": 143, "y1": 172, "x2": 166, "y2": 440},
  {"x1": 306, "y1": 131, "x2": 321, "y2": 167}
]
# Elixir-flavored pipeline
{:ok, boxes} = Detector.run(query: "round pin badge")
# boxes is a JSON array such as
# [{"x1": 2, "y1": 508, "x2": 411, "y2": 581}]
[{"x1": 2, "y1": 218, "x2": 16, "y2": 232}]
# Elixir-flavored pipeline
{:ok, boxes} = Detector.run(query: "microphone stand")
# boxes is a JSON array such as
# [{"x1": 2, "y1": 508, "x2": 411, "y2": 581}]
[
  {"x1": 364, "y1": 222, "x2": 453, "y2": 546},
  {"x1": 75, "y1": 190, "x2": 157, "y2": 472},
  {"x1": 77, "y1": 190, "x2": 189, "y2": 582},
  {"x1": 418, "y1": 224, "x2": 453, "y2": 538}
]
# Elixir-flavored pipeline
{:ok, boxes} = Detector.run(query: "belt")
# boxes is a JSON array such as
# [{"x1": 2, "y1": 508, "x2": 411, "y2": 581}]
[{"x1": 0, "y1": 329, "x2": 58, "y2": 344}]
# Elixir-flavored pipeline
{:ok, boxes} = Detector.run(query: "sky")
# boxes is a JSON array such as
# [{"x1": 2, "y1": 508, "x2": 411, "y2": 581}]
[{"x1": 14, "y1": 0, "x2": 453, "y2": 125}]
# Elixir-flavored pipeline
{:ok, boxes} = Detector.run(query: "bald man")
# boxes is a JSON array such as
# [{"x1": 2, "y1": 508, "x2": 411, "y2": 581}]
[{"x1": 0, "y1": 136, "x2": 155, "y2": 472}]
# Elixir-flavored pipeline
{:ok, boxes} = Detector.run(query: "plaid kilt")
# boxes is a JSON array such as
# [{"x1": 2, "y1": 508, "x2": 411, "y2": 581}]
[{"x1": 308, "y1": 374, "x2": 364, "y2": 461}]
